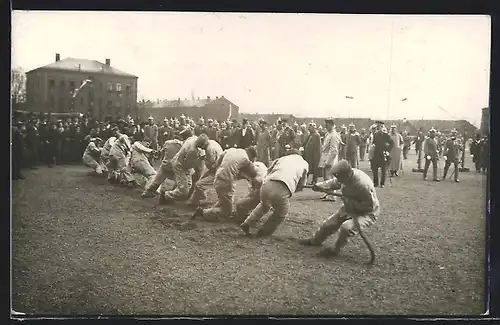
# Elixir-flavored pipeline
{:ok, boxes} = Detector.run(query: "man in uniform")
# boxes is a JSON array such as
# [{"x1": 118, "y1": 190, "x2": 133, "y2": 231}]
[
  {"x1": 187, "y1": 138, "x2": 224, "y2": 207},
  {"x1": 413, "y1": 127, "x2": 425, "y2": 170},
  {"x1": 299, "y1": 160, "x2": 380, "y2": 259},
  {"x1": 370, "y1": 121, "x2": 394, "y2": 188},
  {"x1": 194, "y1": 117, "x2": 208, "y2": 136},
  {"x1": 145, "y1": 134, "x2": 209, "y2": 203},
  {"x1": 256, "y1": 119, "x2": 272, "y2": 167},
  {"x1": 205, "y1": 118, "x2": 219, "y2": 141},
  {"x1": 238, "y1": 148, "x2": 308, "y2": 237},
  {"x1": 338, "y1": 125, "x2": 347, "y2": 161},
  {"x1": 345, "y1": 123, "x2": 361, "y2": 168},
  {"x1": 276, "y1": 118, "x2": 296, "y2": 158},
  {"x1": 158, "y1": 118, "x2": 172, "y2": 148},
  {"x1": 470, "y1": 133, "x2": 483, "y2": 173},
  {"x1": 442, "y1": 128, "x2": 462, "y2": 182},
  {"x1": 303, "y1": 122, "x2": 321, "y2": 185},
  {"x1": 144, "y1": 116, "x2": 159, "y2": 151},
  {"x1": 192, "y1": 146, "x2": 258, "y2": 222},
  {"x1": 422, "y1": 128, "x2": 440, "y2": 182},
  {"x1": 359, "y1": 128, "x2": 369, "y2": 162},
  {"x1": 402, "y1": 130, "x2": 411, "y2": 160},
  {"x1": 218, "y1": 122, "x2": 231, "y2": 149},
  {"x1": 318, "y1": 118, "x2": 341, "y2": 201},
  {"x1": 238, "y1": 119, "x2": 255, "y2": 149}
]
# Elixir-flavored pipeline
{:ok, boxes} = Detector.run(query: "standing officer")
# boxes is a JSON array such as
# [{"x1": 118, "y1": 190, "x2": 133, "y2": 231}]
[
  {"x1": 442, "y1": 128, "x2": 462, "y2": 182},
  {"x1": 345, "y1": 123, "x2": 360, "y2": 168},
  {"x1": 144, "y1": 116, "x2": 159, "y2": 150},
  {"x1": 413, "y1": 127, "x2": 425, "y2": 170},
  {"x1": 422, "y1": 128, "x2": 440, "y2": 182},
  {"x1": 370, "y1": 121, "x2": 394, "y2": 188},
  {"x1": 359, "y1": 128, "x2": 369, "y2": 162}
]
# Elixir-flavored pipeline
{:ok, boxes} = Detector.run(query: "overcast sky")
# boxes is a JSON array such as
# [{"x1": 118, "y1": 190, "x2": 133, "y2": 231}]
[{"x1": 12, "y1": 11, "x2": 490, "y2": 126}]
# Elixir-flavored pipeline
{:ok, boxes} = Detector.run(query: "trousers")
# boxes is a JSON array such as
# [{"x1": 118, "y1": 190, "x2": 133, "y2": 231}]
[
  {"x1": 370, "y1": 159, "x2": 386, "y2": 186},
  {"x1": 443, "y1": 158, "x2": 459, "y2": 181},
  {"x1": 107, "y1": 152, "x2": 134, "y2": 182},
  {"x1": 188, "y1": 168, "x2": 215, "y2": 205},
  {"x1": 202, "y1": 177, "x2": 236, "y2": 221},
  {"x1": 310, "y1": 205, "x2": 377, "y2": 252},
  {"x1": 242, "y1": 180, "x2": 291, "y2": 236},
  {"x1": 83, "y1": 155, "x2": 105, "y2": 174},
  {"x1": 423, "y1": 157, "x2": 439, "y2": 180},
  {"x1": 234, "y1": 188, "x2": 261, "y2": 224},
  {"x1": 143, "y1": 162, "x2": 176, "y2": 195},
  {"x1": 163, "y1": 163, "x2": 193, "y2": 201},
  {"x1": 346, "y1": 151, "x2": 358, "y2": 168}
]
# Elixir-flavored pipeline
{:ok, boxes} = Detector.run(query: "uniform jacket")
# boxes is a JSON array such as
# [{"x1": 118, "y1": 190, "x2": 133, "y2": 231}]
[
  {"x1": 83, "y1": 141, "x2": 101, "y2": 160},
  {"x1": 214, "y1": 148, "x2": 254, "y2": 182},
  {"x1": 345, "y1": 131, "x2": 361, "y2": 154},
  {"x1": 172, "y1": 136, "x2": 201, "y2": 170},
  {"x1": 316, "y1": 169, "x2": 379, "y2": 216},
  {"x1": 444, "y1": 137, "x2": 462, "y2": 161},
  {"x1": 265, "y1": 154, "x2": 309, "y2": 196},
  {"x1": 371, "y1": 131, "x2": 394, "y2": 162},
  {"x1": 218, "y1": 129, "x2": 232, "y2": 149},
  {"x1": 205, "y1": 126, "x2": 219, "y2": 141},
  {"x1": 423, "y1": 137, "x2": 439, "y2": 160},
  {"x1": 202, "y1": 140, "x2": 224, "y2": 171},
  {"x1": 239, "y1": 127, "x2": 255, "y2": 149},
  {"x1": 144, "y1": 124, "x2": 158, "y2": 142},
  {"x1": 131, "y1": 141, "x2": 154, "y2": 167}
]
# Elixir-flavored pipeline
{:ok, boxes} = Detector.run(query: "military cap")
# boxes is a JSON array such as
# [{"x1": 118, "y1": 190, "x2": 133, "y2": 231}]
[
  {"x1": 391, "y1": 124, "x2": 397, "y2": 128},
  {"x1": 180, "y1": 114, "x2": 186, "y2": 119},
  {"x1": 207, "y1": 118, "x2": 213, "y2": 122},
  {"x1": 300, "y1": 123, "x2": 307, "y2": 128},
  {"x1": 331, "y1": 159, "x2": 352, "y2": 176},
  {"x1": 293, "y1": 122, "x2": 299, "y2": 126},
  {"x1": 374, "y1": 120, "x2": 385, "y2": 125},
  {"x1": 429, "y1": 128, "x2": 436, "y2": 133},
  {"x1": 349, "y1": 123, "x2": 355, "y2": 127},
  {"x1": 451, "y1": 128, "x2": 458, "y2": 133}
]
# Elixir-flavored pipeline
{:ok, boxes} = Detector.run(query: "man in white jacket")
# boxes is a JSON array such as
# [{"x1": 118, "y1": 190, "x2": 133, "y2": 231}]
[
  {"x1": 187, "y1": 139, "x2": 224, "y2": 207},
  {"x1": 107, "y1": 127, "x2": 134, "y2": 186},
  {"x1": 318, "y1": 118, "x2": 341, "y2": 201},
  {"x1": 82, "y1": 137, "x2": 106, "y2": 175},
  {"x1": 100, "y1": 136, "x2": 116, "y2": 171},
  {"x1": 129, "y1": 140, "x2": 157, "y2": 189},
  {"x1": 239, "y1": 149, "x2": 308, "y2": 237}
]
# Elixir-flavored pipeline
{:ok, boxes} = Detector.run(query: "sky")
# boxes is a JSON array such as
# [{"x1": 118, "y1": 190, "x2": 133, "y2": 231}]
[{"x1": 12, "y1": 11, "x2": 491, "y2": 126}]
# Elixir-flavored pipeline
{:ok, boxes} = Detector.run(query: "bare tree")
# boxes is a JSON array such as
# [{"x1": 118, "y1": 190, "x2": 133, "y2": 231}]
[{"x1": 11, "y1": 67, "x2": 26, "y2": 107}]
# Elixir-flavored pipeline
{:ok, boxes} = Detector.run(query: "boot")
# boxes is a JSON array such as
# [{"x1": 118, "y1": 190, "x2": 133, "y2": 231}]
[{"x1": 432, "y1": 167, "x2": 440, "y2": 182}]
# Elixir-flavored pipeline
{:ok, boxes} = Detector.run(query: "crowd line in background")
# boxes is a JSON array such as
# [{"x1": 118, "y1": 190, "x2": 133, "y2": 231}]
[{"x1": 11, "y1": 112, "x2": 489, "y2": 183}]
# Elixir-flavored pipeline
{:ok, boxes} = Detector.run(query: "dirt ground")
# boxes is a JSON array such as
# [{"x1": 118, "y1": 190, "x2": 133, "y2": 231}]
[{"x1": 11, "y1": 152, "x2": 486, "y2": 316}]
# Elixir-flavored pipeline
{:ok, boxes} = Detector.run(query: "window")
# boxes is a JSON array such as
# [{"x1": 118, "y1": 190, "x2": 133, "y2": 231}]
[
  {"x1": 118, "y1": 93, "x2": 123, "y2": 99},
  {"x1": 69, "y1": 81, "x2": 75, "y2": 90},
  {"x1": 116, "y1": 83, "x2": 122, "y2": 92},
  {"x1": 108, "y1": 82, "x2": 113, "y2": 91},
  {"x1": 107, "y1": 100, "x2": 112, "y2": 107},
  {"x1": 126, "y1": 84, "x2": 131, "y2": 92},
  {"x1": 49, "y1": 79, "x2": 55, "y2": 88},
  {"x1": 116, "y1": 101, "x2": 121, "y2": 108}
]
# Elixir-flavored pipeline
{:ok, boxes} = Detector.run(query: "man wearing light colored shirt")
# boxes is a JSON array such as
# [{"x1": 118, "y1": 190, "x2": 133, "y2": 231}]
[
  {"x1": 234, "y1": 161, "x2": 269, "y2": 223},
  {"x1": 107, "y1": 128, "x2": 134, "y2": 186},
  {"x1": 192, "y1": 146, "x2": 258, "y2": 221},
  {"x1": 239, "y1": 149, "x2": 309, "y2": 237},
  {"x1": 187, "y1": 139, "x2": 224, "y2": 206}
]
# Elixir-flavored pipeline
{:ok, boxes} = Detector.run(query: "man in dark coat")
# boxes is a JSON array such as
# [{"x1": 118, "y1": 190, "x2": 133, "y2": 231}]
[
  {"x1": 238, "y1": 119, "x2": 255, "y2": 149},
  {"x1": 413, "y1": 127, "x2": 425, "y2": 169},
  {"x1": 442, "y1": 128, "x2": 462, "y2": 182},
  {"x1": 303, "y1": 122, "x2": 321, "y2": 185},
  {"x1": 277, "y1": 118, "x2": 296, "y2": 158},
  {"x1": 470, "y1": 133, "x2": 483, "y2": 173},
  {"x1": 370, "y1": 121, "x2": 394, "y2": 188}
]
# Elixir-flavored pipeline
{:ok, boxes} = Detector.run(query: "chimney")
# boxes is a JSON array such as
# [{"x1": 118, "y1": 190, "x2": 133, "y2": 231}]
[
  {"x1": 216, "y1": 96, "x2": 219, "y2": 99},
  {"x1": 55, "y1": 53, "x2": 60, "y2": 62},
  {"x1": 105, "y1": 58, "x2": 110, "y2": 66},
  {"x1": 207, "y1": 96, "x2": 210, "y2": 100}
]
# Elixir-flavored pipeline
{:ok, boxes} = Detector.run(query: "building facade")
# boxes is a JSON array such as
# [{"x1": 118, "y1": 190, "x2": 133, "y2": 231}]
[
  {"x1": 25, "y1": 54, "x2": 138, "y2": 120},
  {"x1": 141, "y1": 96, "x2": 239, "y2": 122}
]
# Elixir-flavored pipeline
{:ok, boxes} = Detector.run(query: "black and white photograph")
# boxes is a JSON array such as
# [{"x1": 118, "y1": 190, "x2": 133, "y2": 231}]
[{"x1": 11, "y1": 11, "x2": 490, "y2": 316}]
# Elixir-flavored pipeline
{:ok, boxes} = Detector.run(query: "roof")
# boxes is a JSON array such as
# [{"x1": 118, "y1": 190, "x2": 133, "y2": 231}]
[
  {"x1": 26, "y1": 57, "x2": 137, "y2": 78},
  {"x1": 145, "y1": 96, "x2": 237, "y2": 109}
]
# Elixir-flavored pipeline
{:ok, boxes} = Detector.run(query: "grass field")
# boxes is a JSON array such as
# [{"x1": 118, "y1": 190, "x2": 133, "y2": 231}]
[{"x1": 11, "y1": 152, "x2": 487, "y2": 316}]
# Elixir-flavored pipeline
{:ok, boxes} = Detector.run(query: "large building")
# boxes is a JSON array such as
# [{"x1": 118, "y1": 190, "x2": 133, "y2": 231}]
[
  {"x1": 25, "y1": 53, "x2": 138, "y2": 119},
  {"x1": 141, "y1": 96, "x2": 239, "y2": 122}
]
